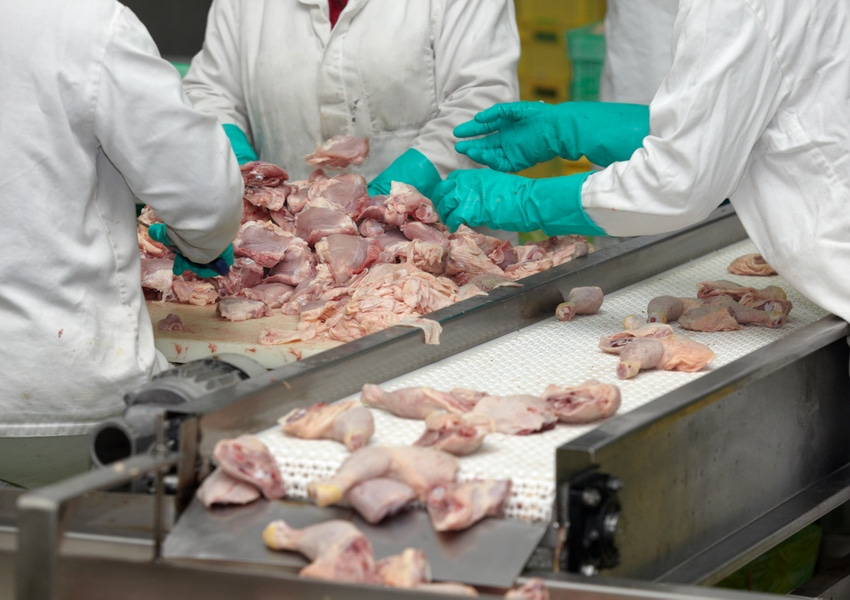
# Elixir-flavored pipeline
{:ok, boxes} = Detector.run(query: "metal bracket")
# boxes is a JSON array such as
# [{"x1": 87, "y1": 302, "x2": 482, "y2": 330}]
[{"x1": 561, "y1": 469, "x2": 623, "y2": 575}]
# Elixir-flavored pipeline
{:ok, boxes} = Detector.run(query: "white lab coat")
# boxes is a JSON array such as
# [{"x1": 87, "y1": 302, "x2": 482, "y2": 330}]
[
  {"x1": 583, "y1": 0, "x2": 850, "y2": 323},
  {"x1": 183, "y1": 0, "x2": 521, "y2": 181},
  {"x1": 0, "y1": 0, "x2": 243, "y2": 437},
  {"x1": 599, "y1": 0, "x2": 678, "y2": 104}
]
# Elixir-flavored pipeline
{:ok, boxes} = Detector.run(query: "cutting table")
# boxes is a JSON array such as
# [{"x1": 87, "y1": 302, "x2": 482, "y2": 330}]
[{"x1": 9, "y1": 206, "x2": 850, "y2": 600}]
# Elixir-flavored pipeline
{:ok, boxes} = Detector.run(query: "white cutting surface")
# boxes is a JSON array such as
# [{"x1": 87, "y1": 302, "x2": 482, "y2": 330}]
[{"x1": 255, "y1": 240, "x2": 830, "y2": 523}]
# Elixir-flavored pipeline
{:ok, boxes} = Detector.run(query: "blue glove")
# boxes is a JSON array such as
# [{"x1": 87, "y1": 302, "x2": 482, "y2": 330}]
[
  {"x1": 147, "y1": 223, "x2": 234, "y2": 278},
  {"x1": 222, "y1": 123, "x2": 258, "y2": 165},
  {"x1": 431, "y1": 169, "x2": 606, "y2": 237},
  {"x1": 454, "y1": 101, "x2": 649, "y2": 172},
  {"x1": 367, "y1": 148, "x2": 442, "y2": 198}
]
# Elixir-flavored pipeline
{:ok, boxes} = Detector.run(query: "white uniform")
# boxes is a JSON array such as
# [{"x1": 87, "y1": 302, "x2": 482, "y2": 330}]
[
  {"x1": 0, "y1": 0, "x2": 243, "y2": 438},
  {"x1": 599, "y1": 0, "x2": 678, "y2": 104},
  {"x1": 583, "y1": 0, "x2": 850, "y2": 323},
  {"x1": 183, "y1": 0, "x2": 521, "y2": 181}
]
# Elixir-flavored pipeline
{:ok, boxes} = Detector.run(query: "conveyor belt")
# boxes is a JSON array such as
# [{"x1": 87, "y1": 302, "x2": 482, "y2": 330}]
[{"x1": 254, "y1": 239, "x2": 829, "y2": 522}]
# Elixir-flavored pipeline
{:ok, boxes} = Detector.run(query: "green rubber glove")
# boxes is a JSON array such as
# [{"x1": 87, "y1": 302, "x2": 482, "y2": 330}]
[
  {"x1": 222, "y1": 123, "x2": 258, "y2": 165},
  {"x1": 147, "y1": 223, "x2": 234, "y2": 278},
  {"x1": 367, "y1": 148, "x2": 442, "y2": 198},
  {"x1": 431, "y1": 169, "x2": 606, "y2": 236},
  {"x1": 454, "y1": 101, "x2": 649, "y2": 172}
]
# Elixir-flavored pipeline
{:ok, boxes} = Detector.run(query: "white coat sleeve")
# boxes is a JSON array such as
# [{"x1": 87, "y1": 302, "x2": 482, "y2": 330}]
[
  {"x1": 582, "y1": 0, "x2": 787, "y2": 236},
  {"x1": 415, "y1": 0, "x2": 521, "y2": 176},
  {"x1": 94, "y1": 7, "x2": 243, "y2": 264},
  {"x1": 182, "y1": 0, "x2": 251, "y2": 136}
]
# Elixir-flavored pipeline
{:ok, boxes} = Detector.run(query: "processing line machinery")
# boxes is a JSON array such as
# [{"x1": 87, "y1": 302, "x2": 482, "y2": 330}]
[{"x1": 6, "y1": 205, "x2": 850, "y2": 599}]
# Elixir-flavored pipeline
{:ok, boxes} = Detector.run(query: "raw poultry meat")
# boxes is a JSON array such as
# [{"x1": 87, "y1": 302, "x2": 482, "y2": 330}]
[
  {"x1": 279, "y1": 399, "x2": 374, "y2": 451},
  {"x1": 646, "y1": 295, "x2": 701, "y2": 324},
  {"x1": 306, "y1": 446, "x2": 459, "y2": 507},
  {"x1": 140, "y1": 154, "x2": 594, "y2": 351},
  {"x1": 304, "y1": 135, "x2": 370, "y2": 168},
  {"x1": 728, "y1": 253, "x2": 777, "y2": 276},
  {"x1": 262, "y1": 519, "x2": 380, "y2": 583},
  {"x1": 598, "y1": 323, "x2": 675, "y2": 354},
  {"x1": 416, "y1": 582, "x2": 479, "y2": 596},
  {"x1": 425, "y1": 479, "x2": 512, "y2": 532},
  {"x1": 697, "y1": 296, "x2": 786, "y2": 328},
  {"x1": 471, "y1": 394, "x2": 559, "y2": 435},
  {"x1": 376, "y1": 548, "x2": 431, "y2": 588},
  {"x1": 504, "y1": 578, "x2": 550, "y2": 600},
  {"x1": 156, "y1": 313, "x2": 186, "y2": 332},
  {"x1": 217, "y1": 297, "x2": 271, "y2": 322},
  {"x1": 345, "y1": 478, "x2": 417, "y2": 524},
  {"x1": 360, "y1": 383, "x2": 484, "y2": 419},
  {"x1": 677, "y1": 305, "x2": 742, "y2": 332},
  {"x1": 617, "y1": 335, "x2": 715, "y2": 380},
  {"x1": 212, "y1": 435, "x2": 286, "y2": 499},
  {"x1": 413, "y1": 411, "x2": 495, "y2": 456},
  {"x1": 555, "y1": 286, "x2": 603, "y2": 321},
  {"x1": 195, "y1": 468, "x2": 261, "y2": 508},
  {"x1": 541, "y1": 380, "x2": 621, "y2": 424}
]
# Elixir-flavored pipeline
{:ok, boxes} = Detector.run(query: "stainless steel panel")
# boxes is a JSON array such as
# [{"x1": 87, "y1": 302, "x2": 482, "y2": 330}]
[{"x1": 557, "y1": 316, "x2": 850, "y2": 581}]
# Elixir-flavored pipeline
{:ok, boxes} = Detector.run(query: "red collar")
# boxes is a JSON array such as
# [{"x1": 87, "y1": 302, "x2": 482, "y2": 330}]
[{"x1": 329, "y1": 0, "x2": 348, "y2": 28}]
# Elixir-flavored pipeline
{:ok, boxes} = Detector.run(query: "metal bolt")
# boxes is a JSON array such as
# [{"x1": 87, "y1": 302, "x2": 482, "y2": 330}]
[
  {"x1": 580, "y1": 564, "x2": 598, "y2": 577},
  {"x1": 582, "y1": 488, "x2": 602, "y2": 507},
  {"x1": 607, "y1": 477, "x2": 623, "y2": 491},
  {"x1": 603, "y1": 513, "x2": 620, "y2": 534}
]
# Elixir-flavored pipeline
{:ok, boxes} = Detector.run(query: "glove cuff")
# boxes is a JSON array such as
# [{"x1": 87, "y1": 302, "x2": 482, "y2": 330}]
[
  {"x1": 553, "y1": 102, "x2": 650, "y2": 168},
  {"x1": 223, "y1": 123, "x2": 259, "y2": 165},
  {"x1": 367, "y1": 148, "x2": 442, "y2": 198},
  {"x1": 533, "y1": 172, "x2": 607, "y2": 237}
]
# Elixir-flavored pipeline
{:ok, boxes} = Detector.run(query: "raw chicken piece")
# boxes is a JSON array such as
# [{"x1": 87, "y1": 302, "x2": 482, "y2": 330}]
[
  {"x1": 376, "y1": 548, "x2": 431, "y2": 588},
  {"x1": 503, "y1": 257, "x2": 554, "y2": 281},
  {"x1": 241, "y1": 161, "x2": 288, "y2": 188},
  {"x1": 488, "y1": 239, "x2": 518, "y2": 269},
  {"x1": 677, "y1": 306, "x2": 742, "y2": 332},
  {"x1": 696, "y1": 279, "x2": 756, "y2": 302},
  {"x1": 172, "y1": 279, "x2": 219, "y2": 306},
  {"x1": 445, "y1": 232, "x2": 507, "y2": 282},
  {"x1": 140, "y1": 257, "x2": 174, "y2": 294},
  {"x1": 262, "y1": 519, "x2": 380, "y2": 584},
  {"x1": 541, "y1": 380, "x2": 621, "y2": 424},
  {"x1": 413, "y1": 411, "x2": 495, "y2": 456},
  {"x1": 416, "y1": 582, "x2": 479, "y2": 596},
  {"x1": 217, "y1": 297, "x2": 271, "y2": 322},
  {"x1": 314, "y1": 233, "x2": 381, "y2": 284},
  {"x1": 701, "y1": 296, "x2": 787, "y2": 328},
  {"x1": 304, "y1": 135, "x2": 370, "y2": 168},
  {"x1": 295, "y1": 198, "x2": 359, "y2": 246},
  {"x1": 345, "y1": 478, "x2": 417, "y2": 524},
  {"x1": 308, "y1": 173, "x2": 370, "y2": 219},
  {"x1": 472, "y1": 395, "x2": 558, "y2": 435},
  {"x1": 385, "y1": 181, "x2": 440, "y2": 224},
  {"x1": 647, "y1": 295, "x2": 683, "y2": 324},
  {"x1": 279, "y1": 400, "x2": 374, "y2": 451},
  {"x1": 598, "y1": 323, "x2": 675, "y2": 354},
  {"x1": 544, "y1": 235, "x2": 590, "y2": 266},
  {"x1": 738, "y1": 285, "x2": 792, "y2": 314},
  {"x1": 238, "y1": 282, "x2": 294, "y2": 309},
  {"x1": 213, "y1": 435, "x2": 286, "y2": 499},
  {"x1": 195, "y1": 468, "x2": 261, "y2": 508},
  {"x1": 264, "y1": 237, "x2": 316, "y2": 286},
  {"x1": 555, "y1": 286, "x2": 603, "y2": 321},
  {"x1": 212, "y1": 257, "x2": 265, "y2": 298},
  {"x1": 307, "y1": 446, "x2": 459, "y2": 507},
  {"x1": 617, "y1": 335, "x2": 715, "y2": 380},
  {"x1": 232, "y1": 220, "x2": 294, "y2": 268},
  {"x1": 360, "y1": 383, "x2": 484, "y2": 419},
  {"x1": 504, "y1": 578, "x2": 550, "y2": 600},
  {"x1": 425, "y1": 479, "x2": 512, "y2": 532},
  {"x1": 244, "y1": 185, "x2": 289, "y2": 212},
  {"x1": 156, "y1": 313, "x2": 186, "y2": 332},
  {"x1": 622, "y1": 314, "x2": 647, "y2": 330},
  {"x1": 728, "y1": 253, "x2": 777, "y2": 276}
]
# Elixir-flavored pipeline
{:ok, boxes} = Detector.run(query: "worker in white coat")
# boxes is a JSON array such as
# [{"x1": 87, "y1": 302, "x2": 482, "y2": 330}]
[
  {"x1": 432, "y1": 0, "x2": 850, "y2": 324},
  {"x1": 599, "y1": 0, "x2": 678, "y2": 105},
  {"x1": 0, "y1": 0, "x2": 243, "y2": 488},
  {"x1": 182, "y1": 0, "x2": 520, "y2": 201}
]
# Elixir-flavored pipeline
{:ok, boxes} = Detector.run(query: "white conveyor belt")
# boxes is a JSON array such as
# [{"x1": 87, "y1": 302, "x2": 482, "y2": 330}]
[{"x1": 255, "y1": 239, "x2": 830, "y2": 522}]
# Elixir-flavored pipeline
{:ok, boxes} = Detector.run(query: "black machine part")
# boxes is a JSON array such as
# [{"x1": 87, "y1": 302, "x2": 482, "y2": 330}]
[
  {"x1": 565, "y1": 469, "x2": 624, "y2": 575},
  {"x1": 90, "y1": 354, "x2": 266, "y2": 469}
]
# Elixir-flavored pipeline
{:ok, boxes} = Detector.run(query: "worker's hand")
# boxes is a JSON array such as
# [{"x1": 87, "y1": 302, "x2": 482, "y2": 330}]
[
  {"x1": 367, "y1": 148, "x2": 442, "y2": 198},
  {"x1": 431, "y1": 169, "x2": 606, "y2": 236},
  {"x1": 147, "y1": 223, "x2": 234, "y2": 278},
  {"x1": 222, "y1": 123, "x2": 258, "y2": 165},
  {"x1": 454, "y1": 101, "x2": 650, "y2": 172}
]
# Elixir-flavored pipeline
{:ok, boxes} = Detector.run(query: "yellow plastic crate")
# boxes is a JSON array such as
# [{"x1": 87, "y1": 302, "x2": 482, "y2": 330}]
[
  {"x1": 515, "y1": 0, "x2": 607, "y2": 30},
  {"x1": 518, "y1": 25, "x2": 572, "y2": 86}
]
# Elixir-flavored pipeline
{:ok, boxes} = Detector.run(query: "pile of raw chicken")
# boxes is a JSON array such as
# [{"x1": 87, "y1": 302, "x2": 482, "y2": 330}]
[
  {"x1": 195, "y1": 374, "x2": 622, "y2": 597},
  {"x1": 139, "y1": 136, "x2": 591, "y2": 346}
]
